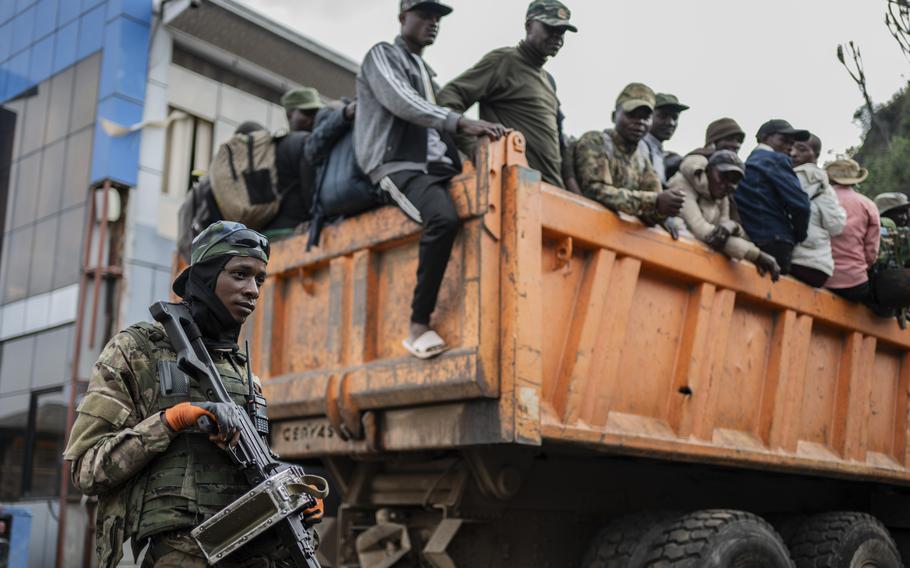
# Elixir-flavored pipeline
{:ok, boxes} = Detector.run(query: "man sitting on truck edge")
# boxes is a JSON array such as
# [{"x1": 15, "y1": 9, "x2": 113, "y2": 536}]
[
  {"x1": 872, "y1": 192, "x2": 910, "y2": 326},
  {"x1": 734, "y1": 119, "x2": 811, "y2": 275},
  {"x1": 63, "y1": 221, "x2": 325, "y2": 567},
  {"x1": 573, "y1": 82, "x2": 685, "y2": 233},
  {"x1": 788, "y1": 134, "x2": 847, "y2": 288},
  {"x1": 437, "y1": 0, "x2": 577, "y2": 191},
  {"x1": 826, "y1": 159, "x2": 882, "y2": 306},
  {"x1": 643, "y1": 92, "x2": 689, "y2": 186},
  {"x1": 355, "y1": 0, "x2": 507, "y2": 359},
  {"x1": 671, "y1": 150, "x2": 781, "y2": 280}
]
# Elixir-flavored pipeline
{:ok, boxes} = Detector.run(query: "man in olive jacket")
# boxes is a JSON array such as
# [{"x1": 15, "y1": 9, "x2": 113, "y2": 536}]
[{"x1": 437, "y1": 0, "x2": 577, "y2": 190}]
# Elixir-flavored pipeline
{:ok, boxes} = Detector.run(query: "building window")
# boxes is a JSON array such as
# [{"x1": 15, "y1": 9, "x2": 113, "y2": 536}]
[
  {"x1": 0, "y1": 386, "x2": 77, "y2": 501},
  {"x1": 0, "y1": 53, "x2": 100, "y2": 305},
  {"x1": 22, "y1": 388, "x2": 68, "y2": 498},
  {"x1": 163, "y1": 111, "x2": 213, "y2": 197}
]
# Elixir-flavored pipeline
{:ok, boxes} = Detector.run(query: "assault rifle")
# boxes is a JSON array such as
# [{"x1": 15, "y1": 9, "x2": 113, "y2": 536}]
[{"x1": 150, "y1": 301, "x2": 326, "y2": 567}]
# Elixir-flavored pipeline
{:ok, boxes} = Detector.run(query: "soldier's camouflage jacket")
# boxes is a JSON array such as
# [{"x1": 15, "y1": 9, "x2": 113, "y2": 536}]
[
  {"x1": 63, "y1": 321, "x2": 256, "y2": 567},
  {"x1": 573, "y1": 128, "x2": 665, "y2": 225},
  {"x1": 877, "y1": 217, "x2": 910, "y2": 271}
]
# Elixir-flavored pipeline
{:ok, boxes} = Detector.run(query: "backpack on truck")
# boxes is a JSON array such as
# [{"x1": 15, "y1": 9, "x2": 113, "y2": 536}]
[
  {"x1": 307, "y1": 119, "x2": 383, "y2": 249},
  {"x1": 177, "y1": 176, "x2": 222, "y2": 263},
  {"x1": 209, "y1": 130, "x2": 281, "y2": 230}
]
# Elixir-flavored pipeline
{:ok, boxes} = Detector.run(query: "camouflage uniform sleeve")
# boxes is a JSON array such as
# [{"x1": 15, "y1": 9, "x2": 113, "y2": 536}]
[
  {"x1": 574, "y1": 131, "x2": 664, "y2": 223},
  {"x1": 64, "y1": 330, "x2": 176, "y2": 496}
]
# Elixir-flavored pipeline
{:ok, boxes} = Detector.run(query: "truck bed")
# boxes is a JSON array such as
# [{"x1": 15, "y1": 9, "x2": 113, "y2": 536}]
[{"x1": 250, "y1": 133, "x2": 910, "y2": 485}]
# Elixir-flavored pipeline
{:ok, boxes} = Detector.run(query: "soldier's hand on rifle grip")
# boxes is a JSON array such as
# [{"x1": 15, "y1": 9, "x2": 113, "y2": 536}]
[
  {"x1": 302, "y1": 496, "x2": 325, "y2": 525},
  {"x1": 164, "y1": 401, "x2": 243, "y2": 447}
]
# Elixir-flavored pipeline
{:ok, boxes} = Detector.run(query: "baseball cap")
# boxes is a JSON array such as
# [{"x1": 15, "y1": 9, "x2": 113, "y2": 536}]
[
  {"x1": 708, "y1": 150, "x2": 745, "y2": 176},
  {"x1": 756, "y1": 119, "x2": 810, "y2": 142},
  {"x1": 400, "y1": 0, "x2": 453, "y2": 15},
  {"x1": 526, "y1": 0, "x2": 577, "y2": 32},
  {"x1": 280, "y1": 87, "x2": 324, "y2": 112},
  {"x1": 615, "y1": 82, "x2": 655, "y2": 113},
  {"x1": 654, "y1": 93, "x2": 689, "y2": 113}
]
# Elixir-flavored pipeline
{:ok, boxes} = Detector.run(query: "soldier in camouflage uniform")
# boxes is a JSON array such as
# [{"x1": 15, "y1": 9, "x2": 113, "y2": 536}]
[
  {"x1": 874, "y1": 193, "x2": 910, "y2": 270},
  {"x1": 63, "y1": 221, "x2": 323, "y2": 567},
  {"x1": 873, "y1": 193, "x2": 910, "y2": 326},
  {"x1": 573, "y1": 82, "x2": 685, "y2": 232}
]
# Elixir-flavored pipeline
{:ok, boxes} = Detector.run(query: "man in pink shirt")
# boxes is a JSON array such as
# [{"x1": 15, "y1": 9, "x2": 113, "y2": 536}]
[{"x1": 825, "y1": 159, "x2": 880, "y2": 304}]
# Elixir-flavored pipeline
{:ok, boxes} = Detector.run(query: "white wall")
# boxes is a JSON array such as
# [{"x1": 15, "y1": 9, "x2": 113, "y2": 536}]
[{"x1": 121, "y1": 26, "x2": 288, "y2": 329}]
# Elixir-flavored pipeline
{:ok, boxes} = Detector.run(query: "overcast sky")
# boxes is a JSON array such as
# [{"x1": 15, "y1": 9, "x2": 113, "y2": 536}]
[{"x1": 239, "y1": 0, "x2": 908, "y2": 160}]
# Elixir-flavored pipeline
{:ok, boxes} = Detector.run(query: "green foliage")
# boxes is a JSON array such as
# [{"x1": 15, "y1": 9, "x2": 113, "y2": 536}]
[
  {"x1": 859, "y1": 136, "x2": 910, "y2": 197},
  {"x1": 854, "y1": 83, "x2": 910, "y2": 197}
]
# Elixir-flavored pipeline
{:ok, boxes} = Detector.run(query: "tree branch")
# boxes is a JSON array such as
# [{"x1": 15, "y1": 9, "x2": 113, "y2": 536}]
[{"x1": 837, "y1": 41, "x2": 891, "y2": 150}]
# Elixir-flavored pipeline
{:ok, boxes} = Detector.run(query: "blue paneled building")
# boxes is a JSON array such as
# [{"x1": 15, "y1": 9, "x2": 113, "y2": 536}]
[{"x1": 0, "y1": 1, "x2": 357, "y2": 564}]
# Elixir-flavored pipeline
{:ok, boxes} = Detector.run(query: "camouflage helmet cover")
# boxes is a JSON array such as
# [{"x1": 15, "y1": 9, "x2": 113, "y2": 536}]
[{"x1": 173, "y1": 221, "x2": 269, "y2": 297}]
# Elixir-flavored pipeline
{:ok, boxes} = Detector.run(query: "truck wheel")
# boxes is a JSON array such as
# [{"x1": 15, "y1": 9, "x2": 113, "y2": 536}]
[
  {"x1": 580, "y1": 512, "x2": 680, "y2": 567},
  {"x1": 642, "y1": 509, "x2": 793, "y2": 567},
  {"x1": 788, "y1": 512, "x2": 901, "y2": 568}
]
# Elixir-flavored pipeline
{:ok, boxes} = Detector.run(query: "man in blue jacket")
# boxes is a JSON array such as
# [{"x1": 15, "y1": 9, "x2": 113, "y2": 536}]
[{"x1": 734, "y1": 119, "x2": 812, "y2": 275}]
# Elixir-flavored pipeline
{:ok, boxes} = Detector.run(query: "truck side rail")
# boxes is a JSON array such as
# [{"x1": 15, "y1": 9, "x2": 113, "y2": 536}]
[{"x1": 524, "y1": 174, "x2": 910, "y2": 484}]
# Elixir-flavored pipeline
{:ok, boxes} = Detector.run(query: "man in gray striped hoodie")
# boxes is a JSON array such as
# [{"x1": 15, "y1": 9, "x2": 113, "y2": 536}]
[{"x1": 355, "y1": 0, "x2": 507, "y2": 359}]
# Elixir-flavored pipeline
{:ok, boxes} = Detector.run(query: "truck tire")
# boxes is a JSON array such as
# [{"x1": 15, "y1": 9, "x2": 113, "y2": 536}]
[
  {"x1": 788, "y1": 512, "x2": 901, "y2": 568},
  {"x1": 580, "y1": 512, "x2": 680, "y2": 567},
  {"x1": 642, "y1": 509, "x2": 793, "y2": 567}
]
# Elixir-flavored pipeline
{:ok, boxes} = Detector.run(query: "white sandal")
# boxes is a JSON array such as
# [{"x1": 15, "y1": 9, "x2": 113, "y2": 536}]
[{"x1": 402, "y1": 329, "x2": 448, "y2": 359}]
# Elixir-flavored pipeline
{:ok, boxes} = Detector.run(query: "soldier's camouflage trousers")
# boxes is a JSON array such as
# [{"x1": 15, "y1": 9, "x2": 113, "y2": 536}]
[{"x1": 141, "y1": 530, "x2": 293, "y2": 567}]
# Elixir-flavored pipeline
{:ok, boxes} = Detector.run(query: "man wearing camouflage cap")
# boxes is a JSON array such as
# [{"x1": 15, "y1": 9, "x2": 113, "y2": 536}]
[
  {"x1": 64, "y1": 221, "x2": 324, "y2": 566},
  {"x1": 281, "y1": 86, "x2": 325, "y2": 133},
  {"x1": 574, "y1": 82, "x2": 685, "y2": 230},
  {"x1": 643, "y1": 93, "x2": 689, "y2": 185},
  {"x1": 438, "y1": 0, "x2": 578, "y2": 190}
]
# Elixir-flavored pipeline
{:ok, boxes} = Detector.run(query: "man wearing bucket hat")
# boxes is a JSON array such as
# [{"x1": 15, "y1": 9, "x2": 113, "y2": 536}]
[
  {"x1": 704, "y1": 118, "x2": 746, "y2": 155},
  {"x1": 438, "y1": 0, "x2": 577, "y2": 190},
  {"x1": 734, "y1": 119, "x2": 812, "y2": 275},
  {"x1": 825, "y1": 159, "x2": 881, "y2": 304},
  {"x1": 64, "y1": 222, "x2": 326, "y2": 566},
  {"x1": 876, "y1": 192, "x2": 910, "y2": 228},
  {"x1": 574, "y1": 82, "x2": 685, "y2": 230},
  {"x1": 281, "y1": 87, "x2": 325, "y2": 133},
  {"x1": 872, "y1": 193, "x2": 910, "y2": 324}
]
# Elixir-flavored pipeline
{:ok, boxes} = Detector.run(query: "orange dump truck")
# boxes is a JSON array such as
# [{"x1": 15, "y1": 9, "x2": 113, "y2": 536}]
[{"x1": 245, "y1": 134, "x2": 910, "y2": 567}]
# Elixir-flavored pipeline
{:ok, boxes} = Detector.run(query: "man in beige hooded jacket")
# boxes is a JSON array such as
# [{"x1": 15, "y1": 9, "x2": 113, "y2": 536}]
[{"x1": 670, "y1": 150, "x2": 780, "y2": 280}]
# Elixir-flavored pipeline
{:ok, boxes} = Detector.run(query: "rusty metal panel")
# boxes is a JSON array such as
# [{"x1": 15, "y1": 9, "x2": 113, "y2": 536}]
[
  {"x1": 248, "y1": 132, "x2": 910, "y2": 484},
  {"x1": 536, "y1": 183, "x2": 910, "y2": 485},
  {"x1": 254, "y1": 136, "x2": 529, "y2": 452}
]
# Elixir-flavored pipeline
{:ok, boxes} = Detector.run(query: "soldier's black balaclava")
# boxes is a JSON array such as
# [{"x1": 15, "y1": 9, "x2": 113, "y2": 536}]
[
  {"x1": 184, "y1": 256, "x2": 243, "y2": 351},
  {"x1": 173, "y1": 221, "x2": 270, "y2": 351}
]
